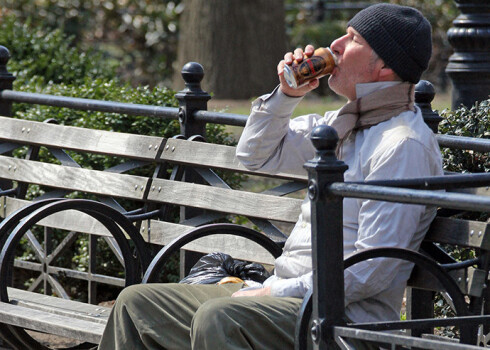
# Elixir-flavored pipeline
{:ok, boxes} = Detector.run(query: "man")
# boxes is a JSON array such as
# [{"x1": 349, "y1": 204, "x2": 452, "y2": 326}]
[{"x1": 99, "y1": 3, "x2": 443, "y2": 349}]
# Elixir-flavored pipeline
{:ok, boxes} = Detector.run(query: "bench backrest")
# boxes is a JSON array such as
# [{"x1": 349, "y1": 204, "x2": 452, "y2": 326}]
[
  {"x1": 1, "y1": 114, "x2": 488, "y2": 269},
  {"x1": 0, "y1": 116, "x2": 305, "y2": 268}
]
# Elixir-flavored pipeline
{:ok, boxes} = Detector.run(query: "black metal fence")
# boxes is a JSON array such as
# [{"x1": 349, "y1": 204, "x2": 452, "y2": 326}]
[
  {"x1": 301, "y1": 125, "x2": 490, "y2": 349},
  {"x1": 1, "y1": 48, "x2": 490, "y2": 348}
]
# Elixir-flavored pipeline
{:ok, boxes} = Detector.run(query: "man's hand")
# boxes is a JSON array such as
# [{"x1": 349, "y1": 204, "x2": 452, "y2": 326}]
[
  {"x1": 278, "y1": 45, "x2": 320, "y2": 97},
  {"x1": 232, "y1": 286, "x2": 271, "y2": 297}
]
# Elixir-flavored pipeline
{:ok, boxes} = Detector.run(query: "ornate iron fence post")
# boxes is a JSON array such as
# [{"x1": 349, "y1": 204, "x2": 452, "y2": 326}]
[
  {"x1": 446, "y1": 0, "x2": 490, "y2": 109},
  {"x1": 175, "y1": 62, "x2": 211, "y2": 276},
  {"x1": 410, "y1": 80, "x2": 442, "y2": 338},
  {"x1": 175, "y1": 62, "x2": 211, "y2": 138},
  {"x1": 415, "y1": 80, "x2": 442, "y2": 133},
  {"x1": 303, "y1": 125, "x2": 348, "y2": 349},
  {"x1": 0, "y1": 46, "x2": 16, "y2": 117}
]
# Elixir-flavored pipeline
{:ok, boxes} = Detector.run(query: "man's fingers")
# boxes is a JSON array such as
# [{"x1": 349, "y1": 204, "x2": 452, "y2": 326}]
[
  {"x1": 305, "y1": 45, "x2": 315, "y2": 57},
  {"x1": 284, "y1": 52, "x2": 293, "y2": 65},
  {"x1": 284, "y1": 45, "x2": 314, "y2": 65},
  {"x1": 293, "y1": 48, "x2": 304, "y2": 62},
  {"x1": 277, "y1": 60, "x2": 286, "y2": 75},
  {"x1": 278, "y1": 45, "x2": 318, "y2": 97}
]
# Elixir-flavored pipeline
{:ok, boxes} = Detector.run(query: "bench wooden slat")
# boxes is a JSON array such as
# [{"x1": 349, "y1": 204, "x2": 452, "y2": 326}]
[
  {"x1": 8, "y1": 287, "x2": 110, "y2": 324},
  {"x1": 0, "y1": 116, "x2": 164, "y2": 160},
  {"x1": 0, "y1": 156, "x2": 149, "y2": 200},
  {"x1": 0, "y1": 197, "x2": 112, "y2": 236},
  {"x1": 425, "y1": 217, "x2": 490, "y2": 250},
  {"x1": 0, "y1": 157, "x2": 302, "y2": 223},
  {"x1": 409, "y1": 266, "x2": 487, "y2": 297},
  {"x1": 162, "y1": 138, "x2": 308, "y2": 181},
  {"x1": 0, "y1": 301, "x2": 104, "y2": 344},
  {"x1": 410, "y1": 217, "x2": 490, "y2": 297},
  {"x1": 148, "y1": 177, "x2": 302, "y2": 223},
  {"x1": 1, "y1": 198, "x2": 276, "y2": 264},
  {"x1": 141, "y1": 220, "x2": 277, "y2": 265}
]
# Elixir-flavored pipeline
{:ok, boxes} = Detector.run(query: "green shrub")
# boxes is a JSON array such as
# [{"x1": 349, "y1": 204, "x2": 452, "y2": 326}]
[
  {"x1": 438, "y1": 99, "x2": 490, "y2": 173},
  {"x1": 432, "y1": 100, "x2": 489, "y2": 331},
  {"x1": 1, "y1": 1, "x2": 182, "y2": 87},
  {"x1": 0, "y1": 16, "x2": 115, "y2": 86},
  {"x1": 1, "y1": 14, "x2": 237, "y2": 147},
  {"x1": 439, "y1": 99, "x2": 489, "y2": 226}
]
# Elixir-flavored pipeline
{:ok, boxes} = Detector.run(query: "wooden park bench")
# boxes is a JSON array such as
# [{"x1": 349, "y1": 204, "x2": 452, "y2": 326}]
[
  {"x1": 0, "y1": 114, "x2": 301, "y2": 349},
  {"x1": 0, "y1": 46, "x2": 488, "y2": 349}
]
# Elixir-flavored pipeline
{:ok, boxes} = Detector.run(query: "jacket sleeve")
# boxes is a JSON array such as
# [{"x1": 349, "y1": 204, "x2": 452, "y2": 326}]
[
  {"x1": 265, "y1": 272, "x2": 313, "y2": 298},
  {"x1": 236, "y1": 87, "x2": 322, "y2": 176},
  {"x1": 344, "y1": 138, "x2": 438, "y2": 305}
]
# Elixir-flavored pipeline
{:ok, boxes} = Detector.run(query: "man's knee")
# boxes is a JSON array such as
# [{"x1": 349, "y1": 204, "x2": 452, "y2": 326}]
[
  {"x1": 113, "y1": 284, "x2": 159, "y2": 315},
  {"x1": 190, "y1": 297, "x2": 296, "y2": 349},
  {"x1": 191, "y1": 297, "x2": 229, "y2": 332},
  {"x1": 190, "y1": 297, "x2": 246, "y2": 346}
]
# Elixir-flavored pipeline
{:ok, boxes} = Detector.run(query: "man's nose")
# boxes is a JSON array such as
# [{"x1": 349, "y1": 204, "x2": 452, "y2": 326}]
[{"x1": 330, "y1": 35, "x2": 346, "y2": 56}]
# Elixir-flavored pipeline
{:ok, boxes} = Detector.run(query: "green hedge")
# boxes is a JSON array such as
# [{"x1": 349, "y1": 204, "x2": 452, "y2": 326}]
[
  {"x1": 1, "y1": 1, "x2": 181, "y2": 87},
  {"x1": 433, "y1": 100, "x2": 489, "y2": 329},
  {"x1": 0, "y1": 16, "x2": 115, "y2": 86},
  {"x1": 439, "y1": 99, "x2": 489, "y2": 174}
]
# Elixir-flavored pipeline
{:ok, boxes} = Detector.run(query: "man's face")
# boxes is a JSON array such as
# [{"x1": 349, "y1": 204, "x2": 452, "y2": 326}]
[{"x1": 328, "y1": 27, "x2": 383, "y2": 101}]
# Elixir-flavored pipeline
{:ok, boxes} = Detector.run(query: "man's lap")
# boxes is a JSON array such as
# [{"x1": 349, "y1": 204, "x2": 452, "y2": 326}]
[{"x1": 116, "y1": 283, "x2": 303, "y2": 349}]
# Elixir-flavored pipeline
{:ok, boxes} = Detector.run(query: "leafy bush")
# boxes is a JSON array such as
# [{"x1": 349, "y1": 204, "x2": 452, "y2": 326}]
[
  {"x1": 1, "y1": 1, "x2": 182, "y2": 87},
  {"x1": 0, "y1": 16, "x2": 115, "y2": 87},
  {"x1": 438, "y1": 99, "x2": 490, "y2": 173},
  {"x1": 431, "y1": 100, "x2": 489, "y2": 332}
]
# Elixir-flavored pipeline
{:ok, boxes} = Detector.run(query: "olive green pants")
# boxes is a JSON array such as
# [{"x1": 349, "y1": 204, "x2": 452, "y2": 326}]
[{"x1": 98, "y1": 283, "x2": 303, "y2": 350}]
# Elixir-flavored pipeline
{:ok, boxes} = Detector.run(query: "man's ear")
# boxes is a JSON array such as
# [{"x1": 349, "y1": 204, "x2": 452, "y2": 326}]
[{"x1": 378, "y1": 66, "x2": 401, "y2": 81}]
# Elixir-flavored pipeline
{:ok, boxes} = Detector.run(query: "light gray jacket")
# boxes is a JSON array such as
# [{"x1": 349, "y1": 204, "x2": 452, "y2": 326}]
[{"x1": 236, "y1": 83, "x2": 444, "y2": 323}]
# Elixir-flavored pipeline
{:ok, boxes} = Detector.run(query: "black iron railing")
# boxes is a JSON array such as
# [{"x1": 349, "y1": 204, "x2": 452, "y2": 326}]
[{"x1": 302, "y1": 125, "x2": 490, "y2": 349}]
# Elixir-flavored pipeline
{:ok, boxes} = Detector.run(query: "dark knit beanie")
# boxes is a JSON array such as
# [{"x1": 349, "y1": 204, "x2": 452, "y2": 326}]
[{"x1": 347, "y1": 3, "x2": 432, "y2": 83}]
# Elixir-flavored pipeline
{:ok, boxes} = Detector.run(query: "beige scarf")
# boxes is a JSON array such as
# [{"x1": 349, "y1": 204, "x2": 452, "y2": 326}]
[{"x1": 329, "y1": 82, "x2": 415, "y2": 157}]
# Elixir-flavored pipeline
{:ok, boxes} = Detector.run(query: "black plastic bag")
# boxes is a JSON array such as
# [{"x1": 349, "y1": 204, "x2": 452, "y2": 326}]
[{"x1": 179, "y1": 252, "x2": 270, "y2": 285}]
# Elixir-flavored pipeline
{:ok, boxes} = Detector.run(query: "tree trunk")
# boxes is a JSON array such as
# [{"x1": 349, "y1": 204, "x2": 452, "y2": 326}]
[{"x1": 174, "y1": 0, "x2": 287, "y2": 99}]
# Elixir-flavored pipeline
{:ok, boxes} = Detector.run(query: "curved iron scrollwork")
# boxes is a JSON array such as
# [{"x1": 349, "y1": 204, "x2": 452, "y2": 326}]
[
  {"x1": 295, "y1": 247, "x2": 472, "y2": 350},
  {"x1": 0, "y1": 199, "x2": 151, "y2": 350}
]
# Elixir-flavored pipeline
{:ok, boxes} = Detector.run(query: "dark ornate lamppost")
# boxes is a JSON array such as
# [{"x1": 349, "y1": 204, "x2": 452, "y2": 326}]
[{"x1": 445, "y1": 0, "x2": 490, "y2": 110}]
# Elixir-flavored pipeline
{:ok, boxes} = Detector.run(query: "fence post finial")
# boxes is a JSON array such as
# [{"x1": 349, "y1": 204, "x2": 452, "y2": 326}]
[
  {"x1": 175, "y1": 62, "x2": 211, "y2": 138},
  {"x1": 415, "y1": 80, "x2": 442, "y2": 133}
]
